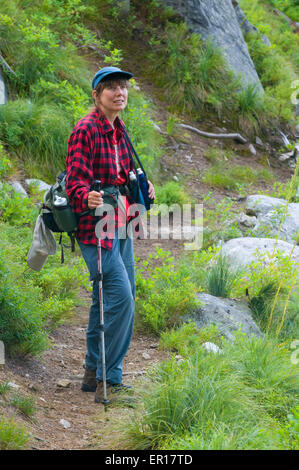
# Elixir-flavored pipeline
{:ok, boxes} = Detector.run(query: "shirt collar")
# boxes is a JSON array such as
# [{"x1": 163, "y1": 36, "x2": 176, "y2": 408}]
[{"x1": 95, "y1": 108, "x2": 124, "y2": 136}]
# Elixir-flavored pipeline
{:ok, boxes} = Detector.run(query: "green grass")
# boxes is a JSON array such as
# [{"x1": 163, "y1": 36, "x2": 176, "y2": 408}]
[
  {"x1": 206, "y1": 254, "x2": 240, "y2": 298},
  {"x1": 239, "y1": 0, "x2": 299, "y2": 124},
  {"x1": 202, "y1": 164, "x2": 273, "y2": 191},
  {"x1": 11, "y1": 392, "x2": 36, "y2": 417},
  {"x1": 114, "y1": 331, "x2": 298, "y2": 450}
]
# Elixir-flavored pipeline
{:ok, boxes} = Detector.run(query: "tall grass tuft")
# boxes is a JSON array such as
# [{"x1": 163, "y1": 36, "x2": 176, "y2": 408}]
[
  {"x1": 206, "y1": 254, "x2": 240, "y2": 298},
  {"x1": 0, "y1": 100, "x2": 73, "y2": 179}
]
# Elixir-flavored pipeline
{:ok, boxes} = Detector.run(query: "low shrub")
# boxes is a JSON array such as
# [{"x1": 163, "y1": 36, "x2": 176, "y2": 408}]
[
  {"x1": 154, "y1": 181, "x2": 191, "y2": 208},
  {"x1": 0, "y1": 250, "x2": 49, "y2": 356},
  {"x1": 0, "y1": 182, "x2": 37, "y2": 226},
  {"x1": 135, "y1": 247, "x2": 198, "y2": 334},
  {"x1": 0, "y1": 418, "x2": 30, "y2": 450}
]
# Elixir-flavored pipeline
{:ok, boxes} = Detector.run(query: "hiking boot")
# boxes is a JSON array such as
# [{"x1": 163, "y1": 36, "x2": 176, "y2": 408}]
[
  {"x1": 81, "y1": 368, "x2": 97, "y2": 392},
  {"x1": 94, "y1": 381, "x2": 113, "y2": 404}
]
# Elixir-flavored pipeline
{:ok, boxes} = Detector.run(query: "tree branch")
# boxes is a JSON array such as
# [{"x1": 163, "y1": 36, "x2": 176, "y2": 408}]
[
  {"x1": 0, "y1": 54, "x2": 17, "y2": 77},
  {"x1": 176, "y1": 123, "x2": 247, "y2": 144}
]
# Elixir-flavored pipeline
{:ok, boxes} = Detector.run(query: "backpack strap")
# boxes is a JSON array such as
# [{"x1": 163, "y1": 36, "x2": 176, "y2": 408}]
[{"x1": 122, "y1": 124, "x2": 148, "y2": 178}]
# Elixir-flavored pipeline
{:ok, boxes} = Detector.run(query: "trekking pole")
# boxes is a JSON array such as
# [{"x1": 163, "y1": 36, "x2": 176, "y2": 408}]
[{"x1": 94, "y1": 180, "x2": 110, "y2": 408}]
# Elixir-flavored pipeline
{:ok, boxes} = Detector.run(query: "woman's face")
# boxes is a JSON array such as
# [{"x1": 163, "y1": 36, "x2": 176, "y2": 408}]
[{"x1": 93, "y1": 80, "x2": 128, "y2": 117}]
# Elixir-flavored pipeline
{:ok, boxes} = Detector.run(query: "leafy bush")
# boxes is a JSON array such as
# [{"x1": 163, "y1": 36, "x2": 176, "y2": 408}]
[
  {"x1": 154, "y1": 181, "x2": 191, "y2": 208},
  {"x1": 135, "y1": 247, "x2": 198, "y2": 334},
  {"x1": 0, "y1": 250, "x2": 49, "y2": 355},
  {"x1": 0, "y1": 220, "x2": 90, "y2": 352},
  {"x1": 0, "y1": 182, "x2": 37, "y2": 226},
  {"x1": 0, "y1": 418, "x2": 30, "y2": 450},
  {"x1": 160, "y1": 322, "x2": 220, "y2": 357},
  {"x1": 0, "y1": 142, "x2": 12, "y2": 177}
]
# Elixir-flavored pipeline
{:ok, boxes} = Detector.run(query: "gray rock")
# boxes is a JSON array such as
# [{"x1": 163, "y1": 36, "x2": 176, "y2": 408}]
[
  {"x1": 246, "y1": 195, "x2": 299, "y2": 244},
  {"x1": 202, "y1": 341, "x2": 222, "y2": 353},
  {"x1": 161, "y1": 0, "x2": 263, "y2": 92},
  {"x1": 255, "y1": 136, "x2": 264, "y2": 147},
  {"x1": 10, "y1": 181, "x2": 28, "y2": 198},
  {"x1": 220, "y1": 237, "x2": 299, "y2": 270},
  {"x1": 187, "y1": 293, "x2": 262, "y2": 342},
  {"x1": 0, "y1": 69, "x2": 7, "y2": 105},
  {"x1": 7, "y1": 382, "x2": 20, "y2": 390},
  {"x1": 25, "y1": 179, "x2": 51, "y2": 192},
  {"x1": 248, "y1": 143, "x2": 257, "y2": 155},
  {"x1": 59, "y1": 419, "x2": 71, "y2": 429},
  {"x1": 142, "y1": 352, "x2": 151, "y2": 360},
  {"x1": 246, "y1": 194, "x2": 286, "y2": 216},
  {"x1": 237, "y1": 213, "x2": 257, "y2": 229},
  {"x1": 278, "y1": 152, "x2": 293, "y2": 163},
  {"x1": 56, "y1": 379, "x2": 71, "y2": 388}
]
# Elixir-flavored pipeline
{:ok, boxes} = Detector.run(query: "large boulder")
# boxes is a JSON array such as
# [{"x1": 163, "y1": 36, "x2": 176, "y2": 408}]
[
  {"x1": 161, "y1": 0, "x2": 263, "y2": 92},
  {"x1": 246, "y1": 195, "x2": 299, "y2": 244},
  {"x1": 220, "y1": 237, "x2": 299, "y2": 271},
  {"x1": 186, "y1": 293, "x2": 262, "y2": 342},
  {"x1": 9, "y1": 181, "x2": 28, "y2": 198},
  {"x1": 0, "y1": 69, "x2": 7, "y2": 105},
  {"x1": 25, "y1": 179, "x2": 51, "y2": 192}
]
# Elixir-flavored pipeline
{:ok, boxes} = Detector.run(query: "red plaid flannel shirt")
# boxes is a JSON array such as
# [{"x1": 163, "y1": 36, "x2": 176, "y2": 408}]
[{"x1": 66, "y1": 108, "x2": 137, "y2": 250}]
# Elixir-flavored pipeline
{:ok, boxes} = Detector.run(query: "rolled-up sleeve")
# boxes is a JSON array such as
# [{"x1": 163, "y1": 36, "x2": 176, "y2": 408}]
[{"x1": 66, "y1": 126, "x2": 94, "y2": 213}]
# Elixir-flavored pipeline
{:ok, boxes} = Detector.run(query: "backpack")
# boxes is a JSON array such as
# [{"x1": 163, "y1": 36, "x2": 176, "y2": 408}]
[
  {"x1": 41, "y1": 170, "x2": 79, "y2": 262},
  {"x1": 40, "y1": 171, "x2": 120, "y2": 263}
]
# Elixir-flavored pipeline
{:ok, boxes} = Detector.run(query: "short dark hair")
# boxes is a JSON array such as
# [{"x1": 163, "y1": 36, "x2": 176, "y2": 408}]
[{"x1": 94, "y1": 78, "x2": 128, "y2": 96}]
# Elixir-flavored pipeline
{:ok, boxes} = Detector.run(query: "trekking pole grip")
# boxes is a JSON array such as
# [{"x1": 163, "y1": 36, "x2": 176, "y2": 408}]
[{"x1": 94, "y1": 179, "x2": 101, "y2": 193}]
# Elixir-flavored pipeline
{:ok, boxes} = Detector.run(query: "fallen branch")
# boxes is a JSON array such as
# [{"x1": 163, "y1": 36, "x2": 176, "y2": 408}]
[
  {"x1": 176, "y1": 123, "x2": 248, "y2": 144},
  {"x1": 0, "y1": 54, "x2": 17, "y2": 77}
]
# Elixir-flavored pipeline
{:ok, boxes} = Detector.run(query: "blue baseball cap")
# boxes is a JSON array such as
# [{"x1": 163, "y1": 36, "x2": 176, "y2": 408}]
[{"x1": 92, "y1": 66, "x2": 133, "y2": 89}]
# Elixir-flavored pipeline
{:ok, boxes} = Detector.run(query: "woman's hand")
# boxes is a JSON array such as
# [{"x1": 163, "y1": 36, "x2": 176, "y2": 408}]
[
  {"x1": 148, "y1": 180, "x2": 155, "y2": 200},
  {"x1": 88, "y1": 190, "x2": 104, "y2": 209}
]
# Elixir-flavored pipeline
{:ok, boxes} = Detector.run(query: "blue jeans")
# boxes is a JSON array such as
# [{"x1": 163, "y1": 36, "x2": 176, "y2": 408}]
[{"x1": 78, "y1": 233, "x2": 135, "y2": 385}]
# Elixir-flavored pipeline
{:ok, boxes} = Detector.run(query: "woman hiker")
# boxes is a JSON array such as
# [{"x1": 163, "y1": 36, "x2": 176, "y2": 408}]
[{"x1": 65, "y1": 66, "x2": 155, "y2": 403}]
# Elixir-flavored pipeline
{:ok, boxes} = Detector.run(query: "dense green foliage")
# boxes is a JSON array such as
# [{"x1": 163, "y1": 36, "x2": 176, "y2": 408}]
[
  {"x1": 0, "y1": 150, "x2": 91, "y2": 355},
  {"x1": 0, "y1": 0, "x2": 163, "y2": 180},
  {"x1": 135, "y1": 248, "x2": 198, "y2": 334}
]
